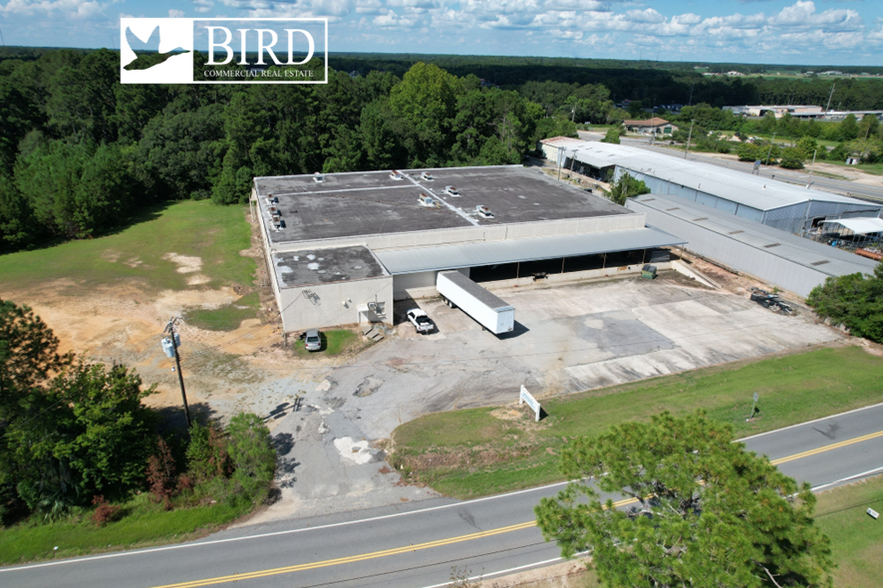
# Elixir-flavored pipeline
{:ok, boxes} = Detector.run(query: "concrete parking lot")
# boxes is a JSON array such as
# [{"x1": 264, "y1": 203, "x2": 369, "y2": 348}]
[{"x1": 252, "y1": 272, "x2": 842, "y2": 524}]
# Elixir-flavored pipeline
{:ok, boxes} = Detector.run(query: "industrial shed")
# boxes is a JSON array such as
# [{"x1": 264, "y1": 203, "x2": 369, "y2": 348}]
[
  {"x1": 627, "y1": 194, "x2": 877, "y2": 297},
  {"x1": 542, "y1": 140, "x2": 882, "y2": 234},
  {"x1": 251, "y1": 165, "x2": 684, "y2": 333}
]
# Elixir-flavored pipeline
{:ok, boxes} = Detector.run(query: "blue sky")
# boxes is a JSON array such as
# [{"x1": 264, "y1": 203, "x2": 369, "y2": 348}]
[{"x1": 1, "y1": 0, "x2": 882, "y2": 66}]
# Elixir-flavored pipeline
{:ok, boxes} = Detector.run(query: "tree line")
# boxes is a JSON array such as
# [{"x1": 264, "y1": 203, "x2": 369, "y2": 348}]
[
  {"x1": 0, "y1": 50, "x2": 578, "y2": 254},
  {"x1": 4, "y1": 48, "x2": 883, "y2": 254}
]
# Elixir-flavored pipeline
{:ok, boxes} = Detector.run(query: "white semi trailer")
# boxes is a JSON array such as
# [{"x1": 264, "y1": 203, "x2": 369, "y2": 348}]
[{"x1": 436, "y1": 271, "x2": 515, "y2": 335}]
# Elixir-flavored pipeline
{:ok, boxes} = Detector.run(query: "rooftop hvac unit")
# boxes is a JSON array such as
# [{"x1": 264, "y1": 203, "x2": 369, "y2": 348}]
[
  {"x1": 389, "y1": 170, "x2": 403, "y2": 180},
  {"x1": 475, "y1": 205, "x2": 494, "y2": 219},
  {"x1": 313, "y1": 172, "x2": 325, "y2": 183}
]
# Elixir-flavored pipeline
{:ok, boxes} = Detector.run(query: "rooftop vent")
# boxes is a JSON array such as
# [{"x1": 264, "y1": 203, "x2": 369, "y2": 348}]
[
  {"x1": 666, "y1": 207, "x2": 680, "y2": 211},
  {"x1": 811, "y1": 260, "x2": 830, "y2": 266},
  {"x1": 693, "y1": 217, "x2": 708, "y2": 222},
  {"x1": 420, "y1": 171, "x2": 434, "y2": 181},
  {"x1": 445, "y1": 185, "x2": 460, "y2": 197},
  {"x1": 475, "y1": 205, "x2": 494, "y2": 219},
  {"x1": 390, "y1": 170, "x2": 403, "y2": 180},
  {"x1": 313, "y1": 172, "x2": 325, "y2": 183},
  {"x1": 728, "y1": 230, "x2": 744, "y2": 235},
  {"x1": 763, "y1": 243, "x2": 781, "y2": 248},
  {"x1": 642, "y1": 197, "x2": 656, "y2": 202},
  {"x1": 418, "y1": 193, "x2": 437, "y2": 208}
]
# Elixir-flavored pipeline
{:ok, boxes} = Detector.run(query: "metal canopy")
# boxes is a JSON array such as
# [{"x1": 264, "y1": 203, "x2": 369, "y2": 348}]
[
  {"x1": 374, "y1": 228, "x2": 685, "y2": 275},
  {"x1": 821, "y1": 218, "x2": 883, "y2": 235}
]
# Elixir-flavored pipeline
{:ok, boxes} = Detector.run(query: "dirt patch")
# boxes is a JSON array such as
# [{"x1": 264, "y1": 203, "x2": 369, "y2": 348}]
[
  {"x1": 474, "y1": 559, "x2": 591, "y2": 588},
  {"x1": 0, "y1": 215, "x2": 336, "y2": 428},
  {"x1": 162, "y1": 252, "x2": 203, "y2": 274}
]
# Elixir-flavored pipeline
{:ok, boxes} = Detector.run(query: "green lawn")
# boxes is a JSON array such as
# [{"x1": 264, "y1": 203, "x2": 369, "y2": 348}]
[
  {"x1": 184, "y1": 292, "x2": 261, "y2": 331},
  {"x1": 0, "y1": 201, "x2": 255, "y2": 294},
  {"x1": 823, "y1": 161, "x2": 883, "y2": 176},
  {"x1": 390, "y1": 346, "x2": 883, "y2": 499},
  {"x1": 0, "y1": 493, "x2": 251, "y2": 565},
  {"x1": 816, "y1": 475, "x2": 883, "y2": 588},
  {"x1": 292, "y1": 328, "x2": 363, "y2": 357}
]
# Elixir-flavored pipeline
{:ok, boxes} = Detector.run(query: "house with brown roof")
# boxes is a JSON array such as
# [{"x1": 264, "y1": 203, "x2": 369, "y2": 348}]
[{"x1": 622, "y1": 117, "x2": 677, "y2": 136}]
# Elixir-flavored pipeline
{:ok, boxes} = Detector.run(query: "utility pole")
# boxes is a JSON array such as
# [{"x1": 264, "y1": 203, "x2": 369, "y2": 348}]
[
  {"x1": 684, "y1": 120, "x2": 694, "y2": 160},
  {"x1": 557, "y1": 145, "x2": 565, "y2": 181},
  {"x1": 765, "y1": 132, "x2": 777, "y2": 166},
  {"x1": 809, "y1": 149, "x2": 818, "y2": 177},
  {"x1": 163, "y1": 317, "x2": 192, "y2": 427},
  {"x1": 824, "y1": 84, "x2": 835, "y2": 113}
]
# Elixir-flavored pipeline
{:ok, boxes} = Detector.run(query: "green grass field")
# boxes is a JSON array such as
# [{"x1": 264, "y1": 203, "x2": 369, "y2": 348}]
[
  {"x1": 816, "y1": 475, "x2": 883, "y2": 588},
  {"x1": 823, "y1": 161, "x2": 883, "y2": 176},
  {"x1": 184, "y1": 292, "x2": 261, "y2": 331},
  {"x1": 390, "y1": 346, "x2": 883, "y2": 499},
  {"x1": 0, "y1": 493, "x2": 251, "y2": 565},
  {"x1": 292, "y1": 328, "x2": 363, "y2": 357},
  {"x1": 0, "y1": 201, "x2": 255, "y2": 294}
]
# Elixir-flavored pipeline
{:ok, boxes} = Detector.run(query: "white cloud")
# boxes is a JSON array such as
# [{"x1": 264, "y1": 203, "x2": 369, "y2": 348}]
[
  {"x1": 1, "y1": 0, "x2": 108, "y2": 18},
  {"x1": 769, "y1": 0, "x2": 862, "y2": 31},
  {"x1": 372, "y1": 8, "x2": 418, "y2": 27},
  {"x1": 169, "y1": 9, "x2": 185, "y2": 18}
]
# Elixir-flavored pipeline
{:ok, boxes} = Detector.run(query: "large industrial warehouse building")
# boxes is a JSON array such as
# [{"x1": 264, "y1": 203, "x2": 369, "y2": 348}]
[
  {"x1": 542, "y1": 140, "x2": 882, "y2": 234},
  {"x1": 627, "y1": 194, "x2": 878, "y2": 297},
  {"x1": 251, "y1": 165, "x2": 684, "y2": 333}
]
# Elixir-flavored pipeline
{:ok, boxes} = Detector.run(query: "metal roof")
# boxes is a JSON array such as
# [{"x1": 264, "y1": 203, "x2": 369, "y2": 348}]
[
  {"x1": 564, "y1": 141, "x2": 874, "y2": 213},
  {"x1": 821, "y1": 218, "x2": 883, "y2": 235},
  {"x1": 373, "y1": 227, "x2": 685, "y2": 274},
  {"x1": 630, "y1": 195, "x2": 877, "y2": 277}
]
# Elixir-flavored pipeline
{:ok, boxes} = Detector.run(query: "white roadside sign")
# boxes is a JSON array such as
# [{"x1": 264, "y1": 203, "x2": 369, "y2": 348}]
[{"x1": 519, "y1": 385, "x2": 542, "y2": 422}]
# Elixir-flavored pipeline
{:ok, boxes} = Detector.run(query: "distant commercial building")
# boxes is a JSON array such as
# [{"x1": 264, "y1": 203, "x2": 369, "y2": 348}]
[
  {"x1": 724, "y1": 105, "x2": 883, "y2": 121},
  {"x1": 622, "y1": 117, "x2": 676, "y2": 135},
  {"x1": 252, "y1": 165, "x2": 683, "y2": 333},
  {"x1": 543, "y1": 140, "x2": 881, "y2": 234}
]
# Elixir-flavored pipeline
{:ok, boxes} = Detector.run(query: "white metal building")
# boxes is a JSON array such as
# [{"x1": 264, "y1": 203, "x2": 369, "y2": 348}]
[
  {"x1": 251, "y1": 165, "x2": 685, "y2": 333},
  {"x1": 542, "y1": 140, "x2": 882, "y2": 234},
  {"x1": 627, "y1": 194, "x2": 878, "y2": 297}
]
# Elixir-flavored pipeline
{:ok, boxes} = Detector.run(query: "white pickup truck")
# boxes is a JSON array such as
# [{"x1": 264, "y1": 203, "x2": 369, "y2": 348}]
[{"x1": 406, "y1": 308, "x2": 435, "y2": 334}]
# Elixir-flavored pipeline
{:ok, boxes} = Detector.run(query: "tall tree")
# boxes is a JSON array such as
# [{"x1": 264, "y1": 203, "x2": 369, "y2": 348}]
[{"x1": 536, "y1": 412, "x2": 833, "y2": 588}]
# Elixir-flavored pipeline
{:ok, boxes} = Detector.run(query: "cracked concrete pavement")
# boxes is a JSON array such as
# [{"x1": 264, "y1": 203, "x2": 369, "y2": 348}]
[{"x1": 251, "y1": 272, "x2": 842, "y2": 525}]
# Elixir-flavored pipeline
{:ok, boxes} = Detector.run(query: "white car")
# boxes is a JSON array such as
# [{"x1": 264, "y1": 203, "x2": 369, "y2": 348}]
[{"x1": 406, "y1": 308, "x2": 435, "y2": 334}]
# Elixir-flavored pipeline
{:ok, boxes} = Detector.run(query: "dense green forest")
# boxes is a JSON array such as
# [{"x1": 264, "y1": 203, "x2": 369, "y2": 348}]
[{"x1": 3, "y1": 47, "x2": 883, "y2": 255}]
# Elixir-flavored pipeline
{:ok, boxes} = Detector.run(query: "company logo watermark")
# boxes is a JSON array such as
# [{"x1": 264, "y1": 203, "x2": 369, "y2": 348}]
[{"x1": 120, "y1": 18, "x2": 328, "y2": 84}]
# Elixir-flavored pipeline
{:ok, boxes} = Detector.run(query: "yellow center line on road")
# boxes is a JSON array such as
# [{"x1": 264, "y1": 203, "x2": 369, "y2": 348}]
[
  {"x1": 148, "y1": 430, "x2": 883, "y2": 588},
  {"x1": 770, "y1": 430, "x2": 883, "y2": 466}
]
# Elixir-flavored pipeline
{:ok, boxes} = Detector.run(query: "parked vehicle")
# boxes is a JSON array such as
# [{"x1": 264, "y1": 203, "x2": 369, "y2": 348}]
[
  {"x1": 304, "y1": 329, "x2": 322, "y2": 351},
  {"x1": 749, "y1": 287, "x2": 793, "y2": 315},
  {"x1": 436, "y1": 270, "x2": 515, "y2": 334},
  {"x1": 406, "y1": 308, "x2": 435, "y2": 334}
]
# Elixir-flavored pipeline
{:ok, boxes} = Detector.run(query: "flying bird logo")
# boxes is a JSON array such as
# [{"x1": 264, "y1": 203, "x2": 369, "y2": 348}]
[{"x1": 123, "y1": 25, "x2": 191, "y2": 71}]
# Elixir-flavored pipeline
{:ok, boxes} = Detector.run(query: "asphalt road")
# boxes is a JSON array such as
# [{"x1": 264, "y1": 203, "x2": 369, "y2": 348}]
[
  {"x1": 4, "y1": 402, "x2": 883, "y2": 588},
  {"x1": 577, "y1": 131, "x2": 883, "y2": 203}
]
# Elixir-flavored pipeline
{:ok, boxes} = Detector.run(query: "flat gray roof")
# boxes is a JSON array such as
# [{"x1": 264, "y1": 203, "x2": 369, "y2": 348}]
[
  {"x1": 374, "y1": 227, "x2": 685, "y2": 274},
  {"x1": 273, "y1": 246, "x2": 388, "y2": 289},
  {"x1": 630, "y1": 194, "x2": 877, "y2": 277},
  {"x1": 558, "y1": 141, "x2": 875, "y2": 212},
  {"x1": 254, "y1": 165, "x2": 630, "y2": 245}
]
